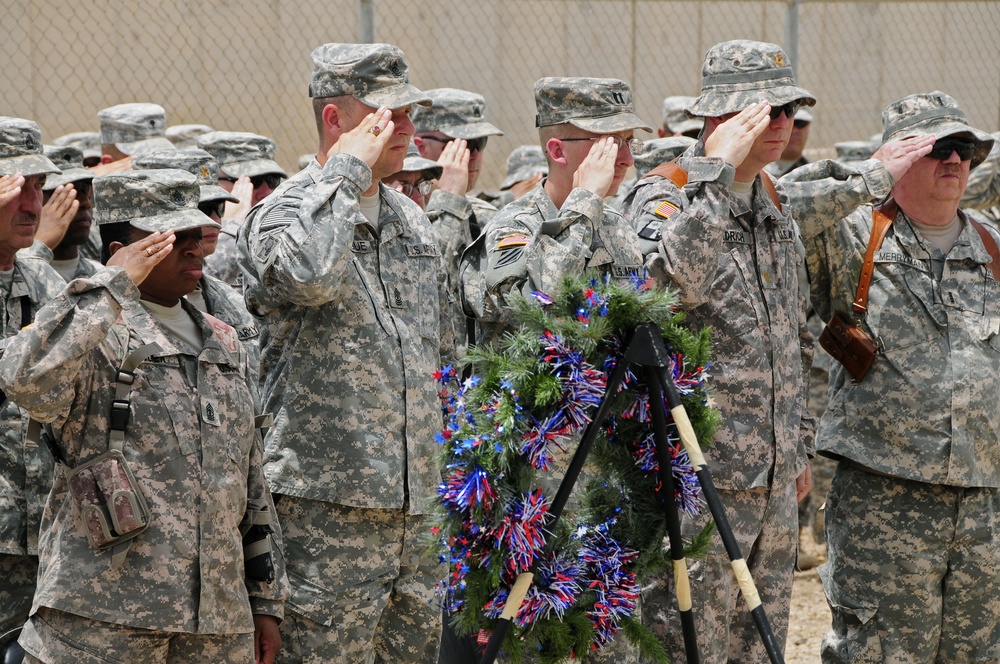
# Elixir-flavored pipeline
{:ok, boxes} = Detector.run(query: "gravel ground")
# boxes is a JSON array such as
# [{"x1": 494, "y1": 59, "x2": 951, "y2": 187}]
[{"x1": 785, "y1": 533, "x2": 831, "y2": 664}]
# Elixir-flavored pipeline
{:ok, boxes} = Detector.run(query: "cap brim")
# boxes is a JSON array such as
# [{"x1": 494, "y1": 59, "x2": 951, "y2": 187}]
[
  {"x1": 220, "y1": 158, "x2": 287, "y2": 179},
  {"x1": 500, "y1": 165, "x2": 548, "y2": 190},
  {"x1": 44, "y1": 167, "x2": 94, "y2": 190},
  {"x1": 130, "y1": 208, "x2": 222, "y2": 233},
  {"x1": 199, "y1": 184, "x2": 240, "y2": 204},
  {"x1": 687, "y1": 87, "x2": 816, "y2": 118},
  {"x1": 0, "y1": 153, "x2": 62, "y2": 178},
  {"x1": 358, "y1": 83, "x2": 433, "y2": 110},
  {"x1": 400, "y1": 156, "x2": 444, "y2": 179},
  {"x1": 885, "y1": 122, "x2": 995, "y2": 169},
  {"x1": 442, "y1": 121, "x2": 504, "y2": 140},
  {"x1": 116, "y1": 136, "x2": 177, "y2": 156},
  {"x1": 569, "y1": 112, "x2": 653, "y2": 134}
]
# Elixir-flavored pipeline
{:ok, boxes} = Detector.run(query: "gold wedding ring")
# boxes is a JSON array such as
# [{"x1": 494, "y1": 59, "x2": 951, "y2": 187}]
[{"x1": 370, "y1": 126, "x2": 381, "y2": 137}]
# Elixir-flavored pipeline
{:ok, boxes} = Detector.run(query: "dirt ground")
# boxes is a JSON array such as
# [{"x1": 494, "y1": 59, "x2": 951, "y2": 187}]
[{"x1": 785, "y1": 532, "x2": 831, "y2": 664}]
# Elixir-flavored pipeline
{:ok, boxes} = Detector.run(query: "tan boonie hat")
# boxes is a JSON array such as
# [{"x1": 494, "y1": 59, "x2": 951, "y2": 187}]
[
  {"x1": 93, "y1": 169, "x2": 221, "y2": 232},
  {"x1": 98, "y1": 103, "x2": 175, "y2": 156},
  {"x1": 881, "y1": 91, "x2": 994, "y2": 169},
  {"x1": 500, "y1": 145, "x2": 548, "y2": 191},
  {"x1": 53, "y1": 131, "x2": 102, "y2": 163},
  {"x1": 412, "y1": 88, "x2": 503, "y2": 139},
  {"x1": 42, "y1": 145, "x2": 94, "y2": 191},
  {"x1": 534, "y1": 77, "x2": 652, "y2": 133},
  {"x1": 196, "y1": 131, "x2": 286, "y2": 180},
  {"x1": 835, "y1": 140, "x2": 878, "y2": 163},
  {"x1": 687, "y1": 40, "x2": 816, "y2": 118},
  {"x1": 132, "y1": 149, "x2": 238, "y2": 205},
  {"x1": 166, "y1": 124, "x2": 215, "y2": 149},
  {"x1": 399, "y1": 142, "x2": 443, "y2": 179},
  {"x1": 633, "y1": 137, "x2": 697, "y2": 180},
  {"x1": 0, "y1": 117, "x2": 61, "y2": 177},
  {"x1": 662, "y1": 96, "x2": 703, "y2": 135},
  {"x1": 308, "y1": 43, "x2": 432, "y2": 110}
]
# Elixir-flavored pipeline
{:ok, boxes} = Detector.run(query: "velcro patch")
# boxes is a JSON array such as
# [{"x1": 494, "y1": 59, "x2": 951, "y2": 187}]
[
  {"x1": 494, "y1": 246, "x2": 524, "y2": 269},
  {"x1": 775, "y1": 228, "x2": 795, "y2": 242},
  {"x1": 257, "y1": 203, "x2": 298, "y2": 233},
  {"x1": 611, "y1": 265, "x2": 643, "y2": 279},
  {"x1": 201, "y1": 398, "x2": 222, "y2": 426},
  {"x1": 352, "y1": 240, "x2": 374, "y2": 253},
  {"x1": 653, "y1": 201, "x2": 679, "y2": 220},
  {"x1": 724, "y1": 230, "x2": 749, "y2": 244},
  {"x1": 637, "y1": 218, "x2": 661, "y2": 241},
  {"x1": 497, "y1": 235, "x2": 530, "y2": 249},
  {"x1": 405, "y1": 243, "x2": 440, "y2": 258}
]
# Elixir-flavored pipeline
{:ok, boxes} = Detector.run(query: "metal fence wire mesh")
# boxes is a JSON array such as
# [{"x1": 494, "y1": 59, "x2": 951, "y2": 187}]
[{"x1": 3, "y1": 0, "x2": 998, "y2": 191}]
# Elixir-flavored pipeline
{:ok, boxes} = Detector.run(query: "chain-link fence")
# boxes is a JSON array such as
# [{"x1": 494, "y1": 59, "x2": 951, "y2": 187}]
[{"x1": 3, "y1": 0, "x2": 998, "y2": 190}]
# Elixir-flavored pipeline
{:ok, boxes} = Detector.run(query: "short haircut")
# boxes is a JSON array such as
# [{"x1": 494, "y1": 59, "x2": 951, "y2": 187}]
[
  {"x1": 99, "y1": 221, "x2": 139, "y2": 265},
  {"x1": 312, "y1": 95, "x2": 359, "y2": 143}
]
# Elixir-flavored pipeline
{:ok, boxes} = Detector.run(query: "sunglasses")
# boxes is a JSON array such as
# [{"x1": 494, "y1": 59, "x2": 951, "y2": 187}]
[
  {"x1": 222, "y1": 174, "x2": 283, "y2": 189},
  {"x1": 793, "y1": 119, "x2": 810, "y2": 129},
  {"x1": 419, "y1": 135, "x2": 489, "y2": 153},
  {"x1": 199, "y1": 200, "x2": 227, "y2": 218},
  {"x1": 769, "y1": 102, "x2": 803, "y2": 120},
  {"x1": 927, "y1": 138, "x2": 976, "y2": 161},
  {"x1": 560, "y1": 135, "x2": 644, "y2": 156}
]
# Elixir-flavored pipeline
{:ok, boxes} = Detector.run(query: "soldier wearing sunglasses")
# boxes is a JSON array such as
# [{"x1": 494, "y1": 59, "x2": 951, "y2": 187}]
[{"x1": 766, "y1": 107, "x2": 813, "y2": 178}]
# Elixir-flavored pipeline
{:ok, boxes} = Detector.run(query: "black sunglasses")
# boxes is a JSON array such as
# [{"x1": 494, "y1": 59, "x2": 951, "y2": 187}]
[
  {"x1": 927, "y1": 138, "x2": 976, "y2": 161},
  {"x1": 222, "y1": 174, "x2": 283, "y2": 189},
  {"x1": 199, "y1": 200, "x2": 227, "y2": 218},
  {"x1": 793, "y1": 119, "x2": 810, "y2": 129},
  {"x1": 419, "y1": 135, "x2": 489, "y2": 153},
  {"x1": 769, "y1": 102, "x2": 802, "y2": 120}
]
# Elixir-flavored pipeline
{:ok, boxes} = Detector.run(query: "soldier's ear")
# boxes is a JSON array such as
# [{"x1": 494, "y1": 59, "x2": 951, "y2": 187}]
[
  {"x1": 108, "y1": 241, "x2": 126, "y2": 258},
  {"x1": 322, "y1": 103, "x2": 345, "y2": 137},
  {"x1": 545, "y1": 138, "x2": 568, "y2": 166}
]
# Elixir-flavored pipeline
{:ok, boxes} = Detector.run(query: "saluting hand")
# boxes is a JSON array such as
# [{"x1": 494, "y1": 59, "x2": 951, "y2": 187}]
[
  {"x1": 328, "y1": 107, "x2": 395, "y2": 169},
  {"x1": 704, "y1": 100, "x2": 771, "y2": 168},
  {"x1": 107, "y1": 231, "x2": 175, "y2": 287},
  {"x1": 36, "y1": 184, "x2": 79, "y2": 249},
  {"x1": 223, "y1": 175, "x2": 254, "y2": 224},
  {"x1": 573, "y1": 136, "x2": 618, "y2": 199},
  {"x1": 872, "y1": 135, "x2": 936, "y2": 182},
  {"x1": 0, "y1": 174, "x2": 24, "y2": 208},
  {"x1": 436, "y1": 138, "x2": 470, "y2": 196}
]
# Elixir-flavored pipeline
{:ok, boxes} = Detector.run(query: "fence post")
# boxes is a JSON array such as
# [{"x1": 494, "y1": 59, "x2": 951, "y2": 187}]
[
  {"x1": 359, "y1": 0, "x2": 375, "y2": 43},
  {"x1": 785, "y1": 0, "x2": 800, "y2": 72}
]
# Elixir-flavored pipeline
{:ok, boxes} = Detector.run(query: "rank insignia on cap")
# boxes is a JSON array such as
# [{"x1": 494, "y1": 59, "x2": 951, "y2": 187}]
[
  {"x1": 653, "y1": 201, "x2": 679, "y2": 220},
  {"x1": 497, "y1": 235, "x2": 530, "y2": 249},
  {"x1": 773, "y1": 53, "x2": 786, "y2": 67}
]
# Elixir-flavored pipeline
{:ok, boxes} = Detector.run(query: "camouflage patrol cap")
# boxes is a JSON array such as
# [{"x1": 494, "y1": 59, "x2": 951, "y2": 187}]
[
  {"x1": 53, "y1": 131, "x2": 101, "y2": 163},
  {"x1": 42, "y1": 145, "x2": 94, "y2": 191},
  {"x1": 687, "y1": 40, "x2": 816, "y2": 118},
  {"x1": 196, "y1": 131, "x2": 286, "y2": 179},
  {"x1": 132, "y1": 149, "x2": 239, "y2": 205},
  {"x1": 97, "y1": 103, "x2": 175, "y2": 156},
  {"x1": 0, "y1": 117, "x2": 60, "y2": 177},
  {"x1": 534, "y1": 77, "x2": 652, "y2": 133},
  {"x1": 308, "y1": 43, "x2": 432, "y2": 110},
  {"x1": 93, "y1": 169, "x2": 221, "y2": 232},
  {"x1": 166, "y1": 124, "x2": 214, "y2": 149},
  {"x1": 399, "y1": 141, "x2": 443, "y2": 179},
  {"x1": 834, "y1": 140, "x2": 878, "y2": 163},
  {"x1": 500, "y1": 145, "x2": 548, "y2": 191},
  {"x1": 881, "y1": 91, "x2": 994, "y2": 169},
  {"x1": 633, "y1": 137, "x2": 697, "y2": 180},
  {"x1": 661, "y1": 96, "x2": 703, "y2": 135},
  {"x1": 412, "y1": 88, "x2": 503, "y2": 139}
]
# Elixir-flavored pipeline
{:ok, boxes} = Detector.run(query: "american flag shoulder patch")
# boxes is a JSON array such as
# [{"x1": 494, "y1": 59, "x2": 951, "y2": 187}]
[{"x1": 653, "y1": 201, "x2": 679, "y2": 219}]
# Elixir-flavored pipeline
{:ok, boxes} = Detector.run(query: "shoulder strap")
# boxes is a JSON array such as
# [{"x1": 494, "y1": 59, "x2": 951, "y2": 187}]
[
  {"x1": 853, "y1": 200, "x2": 898, "y2": 314},
  {"x1": 645, "y1": 162, "x2": 688, "y2": 188},
  {"x1": 970, "y1": 219, "x2": 1000, "y2": 280},
  {"x1": 109, "y1": 343, "x2": 163, "y2": 451}
]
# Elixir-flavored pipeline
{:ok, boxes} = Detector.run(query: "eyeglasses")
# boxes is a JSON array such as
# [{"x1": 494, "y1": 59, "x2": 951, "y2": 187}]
[
  {"x1": 927, "y1": 138, "x2": 976, "y2": 161},
  {"x1": 769, "y1": 102, "x2": 803, "y2": 120},
  {"x1": 793, "y1": 119, "x2": 811, "y2": 129},
  {"x1": 418, "y1": 135, "x2": 489, "y2": 153},
  {"x1": 198, "y1": 200, "x2": 227, "y2": 218},
  {"x1": 222, "y1": 174, "x2": 283, "y2": 189},
  {"x1": 389, "y1": 179, "x2": 434, "y2": 198},
  {"x1": 560, "y1": 135, "x2": 644, "y2": 155}
]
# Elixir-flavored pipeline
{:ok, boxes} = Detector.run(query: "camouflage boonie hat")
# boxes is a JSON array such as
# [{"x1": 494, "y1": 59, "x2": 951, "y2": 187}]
[
  {"x1": 94, "y1": 169, "x2": 220, "y2": 232},
  {"x1": 132, "y1": 149, "x2": 238, "y2": 205},
  {"x1": 500, "y1": 145, "x2": 548, "y2": 190},
  {"x1": 196, "y1": 131, "x2": 286, "y2": 179},
  {"x1": 835, "y1": 140, "x2": 878, "y2": 163},
  {"x1": 688, "y1": 40, "x2": 816, "y2": 118},
  {"x1": 0, "y1": 117, "x2": 61, "y2": 177},
  {"x1": 53, "y1": 131, "x2": 101, "y2": 163},
  {"x1": 42, "y1": 145, "x2": 94, "y2": 191},
  {"x1": 633, "y1": 137, "x2": 697, "y2": 180},
  {"x1": 298, "y1": 153, "x2": 314, "y2": 170},
  {"x1": 166, "y1": 124, "x2": 214, "y2": 149},
  {"x1": 534, "y1": 77, "x2": 652, "y2": 133},
  {"x1": 412, "y1": 88, "x2": 503, "y2": 139},
  {"x1": 97, "y1": 103, "x2": 175, "y2": 156},
  {"x1": 308, "y1": 43, "x2": 432, "y2": 110},
  {"x1": 881, "y1": 91, "x2": 994, "y2": 169},
  {"x1": 399, "y1": 142, "x2": 443, "y2": 179},
  {"x1": 662, "y1": 96, "x2": 703, "y2": 135}
]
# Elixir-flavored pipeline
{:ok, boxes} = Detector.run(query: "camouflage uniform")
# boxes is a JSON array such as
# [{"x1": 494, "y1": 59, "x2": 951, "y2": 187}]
[
  {"x1": 802, "y1": 92, "x2": 1000, "y2": 663},
  {"x1": 623, "y1": 41, "x2": 816, "y2": 664},
  {"x1": 97, "y1": 103, "x2": 175, "y2": 157},
  {"x1": 0, "y1": 119, "x2": 64, "y2": 645},
  {"x1": 237, "y1": 43, "x2": 447, "y2": 664},
  {"x1": 607, "y1": 137, "x2": 697, "y2": 212},
  {"x1": 962, "y1": 130, "x2": 1000, "y2": 211},
  {"x1": 0, "y1": 168, "x2": 287, "y2": 662},
  {"x1": 483, "y1": 144, "x2": 549, "y2": 210}
]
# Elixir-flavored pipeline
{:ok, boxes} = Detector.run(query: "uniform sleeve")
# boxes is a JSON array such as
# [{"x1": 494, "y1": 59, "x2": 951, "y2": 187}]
[
  {"x1": 241, "y1": 153, "x2": 373, "y2": 308},
  {"x1": 796, "y1": 262, "x2": 817, "y2": 459},
  {"x1": 623, "y1": 156, "x2": 736, "y2": 308},
  {"x1": 962, "y1": 140, "x2": 1000, "y2": 210}
]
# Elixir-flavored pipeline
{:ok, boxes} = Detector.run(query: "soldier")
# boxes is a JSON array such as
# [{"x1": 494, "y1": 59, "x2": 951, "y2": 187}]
[
  {"x1": 198, "y1": 131, "x2": 287, "y2": 289},
  {"x1": 658, "y1": 95, "x2": 703, "y2": 139},
  {"x1": 51, "y1": 131, "x2": 101, "y2": 168},
  {"x1": 802, "y1": 92, "x2": 1000, "y2": 663},
  {"x1": 97, "y1": 102, "x2": 176, "y2": 164},
  {"x1": 484, "y1": 144, "x2": 548, "y2": 209},
  {"x1": 623, "y1": 40, "x2": 817, "y2": 663},
  {"x1": 765, "y1": 107, "x2": 813, "y2": 177},
  {"x1": 382, "y1": 141, "x2": 443, "y2": 210},
  {"x1": 632, "y1": 137, "x2": 696, "y2": 181},
  {"x1": 237, "y1": 42, "x2": 449, "y2": 664},
  {"x1": 460, "y1": 76, "x2": 648, "y2": 346},
  {"x1": 166, "y1": 123, "x2": 214, "y2": 149},
  {"x1": 0, "y1": 168, "x2": 288, "y2": 664},
  {"x1": 0, "y1": 118, "x2": 65, "y2": 664}
]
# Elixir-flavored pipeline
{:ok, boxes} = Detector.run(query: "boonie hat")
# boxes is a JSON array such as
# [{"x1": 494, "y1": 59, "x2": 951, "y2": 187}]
[
  {"x1": 98, "y1": 103, "x2": 175, "y2": 156},
  {"x1": 308, "y1": 43, "x2": 431, "y2": 110},
  {"x1": 834, "y1": 140, "x2": 878, "y2": 163},
  {"x1": 42, "y1": 145, "x2": 93, "y2": 191},
  {"x1": 881, "y1": 91, "x2": 994, "y2": 169},
  {"x1": 412, "y1": 88, "x2": 503, "y2": 140},
  {"x1": 0, "y1": 117, "x2": 61, "y2": 177},
  {"x1": 93, "y1": 169, "x2": 221, "y2": 232},
  {"x1": 53, "y1": 131, "x2": 101, "y2": 164},
  {"x1": 196, "y1": 131, "x2": 286, "y2": 179},
  {"x1": 687, "y1": 40, "x2": 816, "y2": 118},
  {"x1": 661, "y1": 96, "x2": 703, "y2": 135},
  {"x1": 633, "y1": 137, "x2": 697, "y2": 180},
  {"x1": 399, "y1": 142, "x2": 443, "y2": 180},
  {"x1": 132, "y1": 149, "x2": 238, "y2": 205},
  {"x1": 166, "y1": 124, "x2": 215, "y2": 149},
  {"x1": 534, "y1": 77, "x2": 652, "y2": 133},
  {"x1": 500, "y1": 145, "x2": 548, "y2": 191}
]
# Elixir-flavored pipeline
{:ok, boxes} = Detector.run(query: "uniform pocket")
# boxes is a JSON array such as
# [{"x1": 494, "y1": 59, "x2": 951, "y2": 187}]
[{"x1": 818, "y1": 563, "x2": 883, "y2": 664}]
